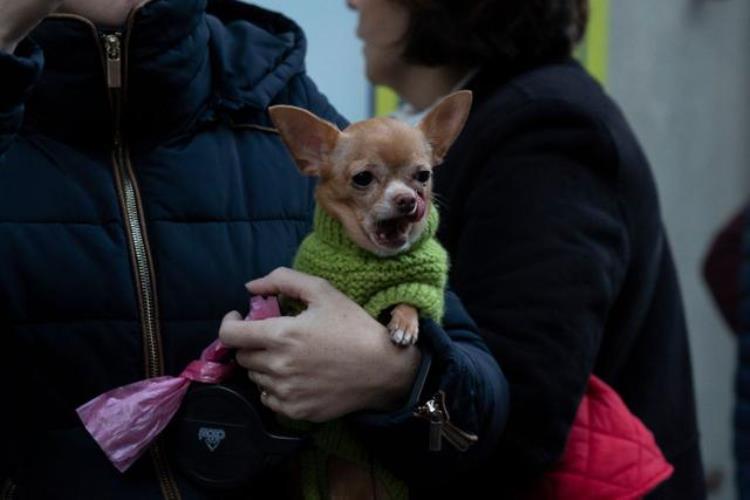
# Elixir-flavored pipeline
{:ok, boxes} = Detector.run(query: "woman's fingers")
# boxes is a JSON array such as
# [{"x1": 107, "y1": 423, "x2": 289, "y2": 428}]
[
  {"x1": 247, "y1": 370, "x2": 306, "y2": 419},
  {"x1": 258, "y1": 389, "x2": 284, "y2": 414},
  {"x1": 236, "y1": 349, "x2": 279, "y2": 375},
  {"x1": 219, "y1": 310, "x2": 292, "y2": 350},
  {"x1": 246, "y1": 267, "x2": 333, "y2": 306},
  {"x1": 246, "y1": 369, "x2": 273, "y2": 388}
]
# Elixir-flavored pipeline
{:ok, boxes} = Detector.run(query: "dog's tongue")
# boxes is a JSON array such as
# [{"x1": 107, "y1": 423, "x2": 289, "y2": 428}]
[{"x1": 409, "y1": 197, "x2": 427, "y2": 223}]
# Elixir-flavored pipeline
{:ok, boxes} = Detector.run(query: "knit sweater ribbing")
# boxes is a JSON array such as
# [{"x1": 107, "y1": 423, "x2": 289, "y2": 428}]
[
  {"x1": 289, "y1": 204, "x2": 448, "y2": 500},
  {"x1": 293, "y1": 206, "x2": 448, "y2": 322}
]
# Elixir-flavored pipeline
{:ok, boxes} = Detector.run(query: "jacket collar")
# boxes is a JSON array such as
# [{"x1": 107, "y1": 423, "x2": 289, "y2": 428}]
[{"x1": 25, "y1": 0, "x2": 307, "y2": 150}]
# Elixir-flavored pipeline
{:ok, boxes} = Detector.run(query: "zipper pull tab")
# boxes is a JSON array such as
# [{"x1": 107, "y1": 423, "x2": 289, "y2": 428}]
[
  {"x1": 414, "y1": 391, "x2": 479, "y2": 453},
  {"x1": 415, "y1": 393, "x2": 445, "y2": 451},
  {"x1": 428, "y1": 406, "x2": 444, "y2": 452},
  {"x1": 102, "y1": 33, "x2": 122, "y2": 88}
]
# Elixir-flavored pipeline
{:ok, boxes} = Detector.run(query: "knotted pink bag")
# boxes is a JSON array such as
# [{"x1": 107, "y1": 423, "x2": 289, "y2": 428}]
[{"x1": 77, "y1": 296, "x2": 281, "y2": 472}]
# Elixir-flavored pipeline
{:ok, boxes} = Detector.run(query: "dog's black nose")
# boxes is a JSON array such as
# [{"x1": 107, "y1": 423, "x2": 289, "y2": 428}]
[{"x1": 396, "y1": 195, "x2": 417, "y2": 215}]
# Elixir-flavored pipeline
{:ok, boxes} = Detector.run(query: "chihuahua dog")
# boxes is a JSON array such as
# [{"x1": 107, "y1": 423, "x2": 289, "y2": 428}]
[{"x1": 269, "y1": 91, "x2": 472, "y2": 346}]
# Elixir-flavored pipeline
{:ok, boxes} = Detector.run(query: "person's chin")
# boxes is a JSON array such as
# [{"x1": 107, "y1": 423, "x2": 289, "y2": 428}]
[
  {"x1": 56, "y1": 0, "x2": 148, "y2": 27},
  {"x1": 364, "y1": 58, "x2": 393, "y2": 88}
]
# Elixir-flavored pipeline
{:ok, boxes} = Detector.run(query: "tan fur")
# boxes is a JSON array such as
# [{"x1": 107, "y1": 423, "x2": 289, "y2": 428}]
[{"x1": 268, "y1": 91, "x2": 473, "y2": 345}]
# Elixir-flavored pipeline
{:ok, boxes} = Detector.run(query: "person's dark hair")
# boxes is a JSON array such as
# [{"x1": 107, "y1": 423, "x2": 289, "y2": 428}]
[{"x1": 398, "y1": 0, "x2": 589, "y2": 68}]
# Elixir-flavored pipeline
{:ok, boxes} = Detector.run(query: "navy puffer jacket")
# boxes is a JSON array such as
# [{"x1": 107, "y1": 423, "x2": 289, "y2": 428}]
[{"x1": 0, "y1": 1, "x2": 508, "y2": 498}]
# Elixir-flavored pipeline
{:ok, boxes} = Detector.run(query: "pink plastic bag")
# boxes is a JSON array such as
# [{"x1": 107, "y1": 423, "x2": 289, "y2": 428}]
[{"x1": 77, "y1": 296, "x2": 281, "y2": 472}]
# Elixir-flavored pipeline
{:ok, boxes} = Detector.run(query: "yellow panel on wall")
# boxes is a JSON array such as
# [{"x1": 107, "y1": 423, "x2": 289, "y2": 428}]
[
  {"x1": 576, "y1": 0, "x2": 610, "y2": 85},
  {"x1": 373, "y1": 0, "x2": 611, "y2": 117},
  {"x1": 374, "y1": 86, "x2": 401, "y2": 118}
]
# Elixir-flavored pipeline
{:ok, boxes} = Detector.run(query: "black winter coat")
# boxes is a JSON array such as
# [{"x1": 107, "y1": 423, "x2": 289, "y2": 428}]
[
  {"x1": 0, "y1": 1, "x2": 508, "y2": 498},
  {"x1": 433, "y1": 61, "x2": 706, "y2": 499}
]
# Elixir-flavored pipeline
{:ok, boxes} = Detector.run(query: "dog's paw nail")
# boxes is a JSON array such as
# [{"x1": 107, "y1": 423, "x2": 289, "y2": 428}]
[{"x1": 391, "y1": 329, "x2": 403, "y2": 343}]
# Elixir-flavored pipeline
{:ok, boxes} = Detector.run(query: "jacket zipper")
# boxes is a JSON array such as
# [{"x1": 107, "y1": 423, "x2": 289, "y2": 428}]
[
  {"x1": 36, "y1": 13, "x2": 180, "y2": 500},
  {"x1": 414, "y1": 391, "x2": 479, "y2": 452},
  {"x1": 102, "y1": 30, "x2": 181, "y2": 500},
  {"x1": 102, "y1": 32, "x2": 164, "y2": 379},
  {"x1": 1, "y1": 479, "x2": 16, "y2": 500}
]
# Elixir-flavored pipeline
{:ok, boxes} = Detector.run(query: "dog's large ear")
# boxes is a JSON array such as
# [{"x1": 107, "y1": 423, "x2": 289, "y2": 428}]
[
  {"x1": 268, "y1": 105, "x2": 341, "y2": 176},
  {"x1": 418, "y1": 90, "x2": 473, "y2": 165}
]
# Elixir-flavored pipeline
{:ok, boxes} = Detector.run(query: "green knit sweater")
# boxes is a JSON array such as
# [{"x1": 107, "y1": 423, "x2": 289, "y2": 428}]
[
  {"x1": 293, "y1": 206, "x2": 448, "y2": 322},
  {"x1": 289, "y1": 205, "x2": 449, "y2": 500}
]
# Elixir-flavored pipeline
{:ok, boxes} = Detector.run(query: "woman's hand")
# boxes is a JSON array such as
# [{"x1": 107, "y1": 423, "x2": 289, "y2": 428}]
[
  {"x1": 219, "y1": 267, "x2": 422, "y2": 423},
  {"x1": 0, "y1": 0, "x2": 63, "y2": 53}
]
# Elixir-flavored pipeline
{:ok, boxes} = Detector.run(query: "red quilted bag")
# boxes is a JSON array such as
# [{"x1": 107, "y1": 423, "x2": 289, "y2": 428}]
[{"x1": 531, "y1": 376, "x2": 674, "y2": 500}]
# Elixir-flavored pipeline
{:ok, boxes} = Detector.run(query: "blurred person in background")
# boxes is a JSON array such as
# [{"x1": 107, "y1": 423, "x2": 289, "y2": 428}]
[
  {"x1": 347, "y1": 0, "x2": 706, "y2": 497},
  {"x1": 704, "y1": 205, "x2": 749, "y2": 499}
]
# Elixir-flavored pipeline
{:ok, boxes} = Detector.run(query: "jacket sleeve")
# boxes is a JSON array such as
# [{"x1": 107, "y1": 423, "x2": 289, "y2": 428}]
[
  {"x1": 0, "y1": 323, "x2": 31, "y2": 486},
  {"x1": 0, "y1": 40, "x2": 43, "y2": 158},
  {"x1": 448, "y1": 100, "x2": 630, "y2": 484},
  {"x1": 351, "y1": 289, "x2": 510, "y2": 488},
  {"x1": 0, "y1": 39, "x2": 42, "y2": 487},
  {"x1": 703, "y1": 206, "x2": 746, "y2": 333}
]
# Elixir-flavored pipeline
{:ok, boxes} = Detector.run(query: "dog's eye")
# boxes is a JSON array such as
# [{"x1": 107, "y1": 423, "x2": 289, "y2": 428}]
[
  {"x1": 415, "y1": 170, "x2": 432, "y2": 183},
  {"x1": 352, "y1": 171, "x2": 374, "y2": 188}
]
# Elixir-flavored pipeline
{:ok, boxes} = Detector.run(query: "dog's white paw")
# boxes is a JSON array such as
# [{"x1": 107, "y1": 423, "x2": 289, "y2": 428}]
[
  {"x1": 388, "y1": 305, "x2": 420, "y2": 348},
  {"x1": 388, "y1": 324, "x2": 419, "y2": 346}
]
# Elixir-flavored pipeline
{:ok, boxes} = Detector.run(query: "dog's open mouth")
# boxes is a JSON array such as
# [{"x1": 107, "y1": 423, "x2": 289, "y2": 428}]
[
  {"x1": 374, "y1": 217, "x2": 413, "y2": 249},
  {"x1": 372, "y1": 197, "x2": 427, "y2": 250}
]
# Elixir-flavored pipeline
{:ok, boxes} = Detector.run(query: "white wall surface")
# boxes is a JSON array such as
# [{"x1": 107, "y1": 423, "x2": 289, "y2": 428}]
[
  {"x1": 249, "y1": 0, "x2": 370, "y2": 122},
  {"x1": 609, "y1": 1, "x2": 750, "y2": 498}
]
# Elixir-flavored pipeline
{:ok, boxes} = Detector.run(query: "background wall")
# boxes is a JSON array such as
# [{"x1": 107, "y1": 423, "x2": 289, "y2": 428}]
[
  {"x1": 250, "y1": 0, "x2": 369, "y2": 121},
  {"x1": 249, "y1": 1, "x2": 750, "y2": 497},
  {"x1": 608, "y1": 2, "x2": 750, "y2": 498}
]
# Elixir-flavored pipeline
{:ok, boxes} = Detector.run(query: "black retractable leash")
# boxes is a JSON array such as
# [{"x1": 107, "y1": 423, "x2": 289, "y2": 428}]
[{"x1": 168, "y1": 364, "x2": 307, "y2": 491}]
